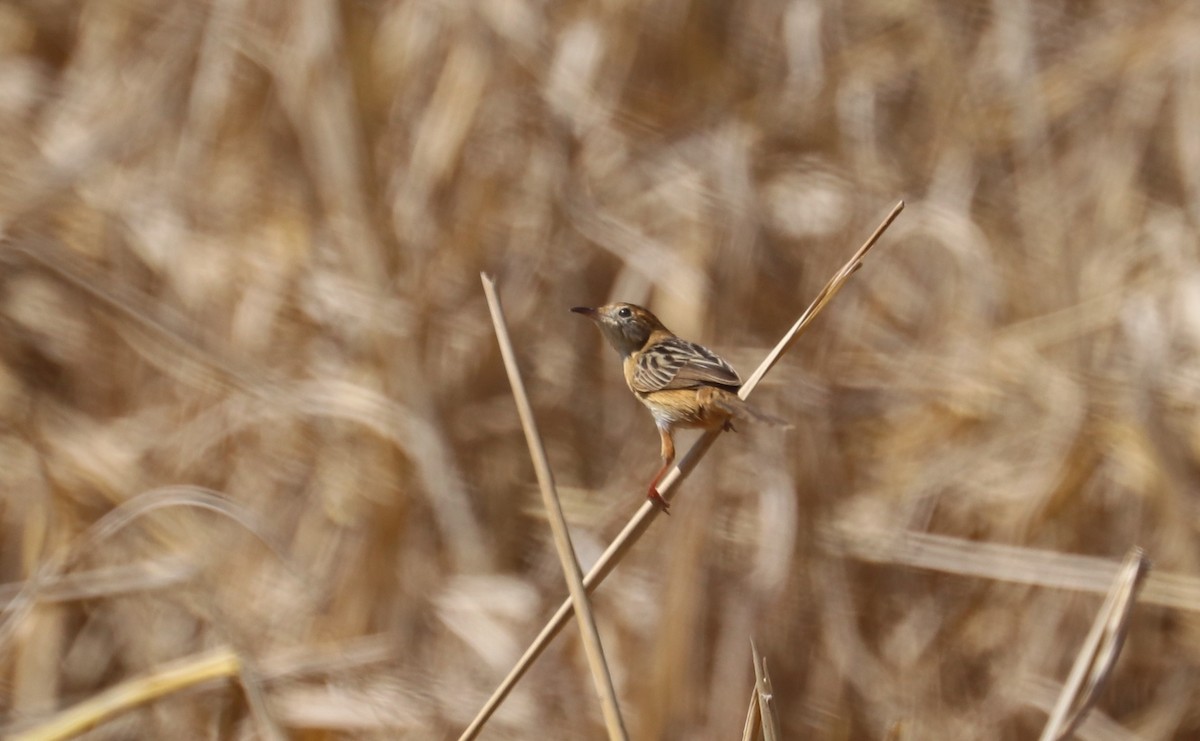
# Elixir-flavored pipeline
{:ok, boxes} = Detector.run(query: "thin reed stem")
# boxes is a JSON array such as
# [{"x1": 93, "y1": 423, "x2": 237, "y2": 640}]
[{"x1": 481, "y1": 274, "x2": 628, "y2": 740}]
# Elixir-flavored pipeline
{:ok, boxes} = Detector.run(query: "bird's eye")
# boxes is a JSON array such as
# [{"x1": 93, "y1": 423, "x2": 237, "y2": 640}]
[{"x1": 617, "y1": 307, "x2": 632, "y2": 319}]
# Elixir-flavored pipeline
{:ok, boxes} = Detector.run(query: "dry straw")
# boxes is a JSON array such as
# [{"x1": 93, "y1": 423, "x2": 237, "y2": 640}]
[
  {"x1": 1039, "y1": 548, "x2": 1149, "y2": 741},
  {"x1": 9, "y1": 648, "x2": 242, "y2": 741},
  {"x1": 749, "y1": 639, "x2": 781, "y2": 741},
  {"x1": 7, "y1": 633, "x2": 400, "y2": 740},
  {"x1": 481, "y1": 274, "x2": 628, "y2": 740},
  {"x1": 4, "y1": 2, "x2": 1195, "y2": 736},
  {"x1": 460, "y1": 201, "x2": 905, "y2": 739}
]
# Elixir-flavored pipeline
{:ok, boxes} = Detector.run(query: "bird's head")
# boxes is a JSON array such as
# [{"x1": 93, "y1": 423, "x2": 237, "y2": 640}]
[{"x1": 571, "y1": 302, "x2": 669, "y2": 357}]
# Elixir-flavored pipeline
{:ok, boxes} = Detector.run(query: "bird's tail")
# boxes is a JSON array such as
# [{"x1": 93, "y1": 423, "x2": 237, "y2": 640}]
[{"x1": 711, "y1": 390, "x2": 792, "y2": 428}]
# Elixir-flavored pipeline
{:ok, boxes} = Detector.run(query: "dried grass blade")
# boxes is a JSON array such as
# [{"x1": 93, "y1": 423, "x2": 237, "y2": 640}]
[
  {"x1": 750, "y1": 639, "x2": 781, "y2": 741},
  {"x1": 741, "y1": 684, "x2": 762, "y2": 741},
  {"x1": 480, "y1": 274, "x2": 628, "y2": 741},
  {"x1": 9, "y1": 648, "x2": 242, "y2": 741},
  {"x1": 1039, "y1": 548, "x2": 1150, "y2": 741},
  {"x1": 459, "y1": 202, "x2": 904, "y2": 739},
  {"x1": 739, "y1": 200, "x2": 904, "y2": 396},
  {"x1": 1013, "y1": 677, "x2": 1136, "y2": 741},
  {"x1": 835, "y1": 529, "x2": 1199, "y2": 612},
  {"x1": 5, "y1": 634, "x2": 400, "y2": 740}
]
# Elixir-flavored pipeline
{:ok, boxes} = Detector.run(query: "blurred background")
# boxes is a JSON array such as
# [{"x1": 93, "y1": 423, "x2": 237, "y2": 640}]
[{"x1": 1, "y1": 0, "x2": 1199, "y2": 738}]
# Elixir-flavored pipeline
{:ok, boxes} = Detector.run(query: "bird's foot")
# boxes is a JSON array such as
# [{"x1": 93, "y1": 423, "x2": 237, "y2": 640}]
[{"x1": 647, "y1": 487, "x2": 671, "y2": 515}]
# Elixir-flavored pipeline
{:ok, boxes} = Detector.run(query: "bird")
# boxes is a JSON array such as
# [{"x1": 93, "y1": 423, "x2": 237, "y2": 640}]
[{"x1": 572, "y1": 302, "x2": 787, "y2": 514}]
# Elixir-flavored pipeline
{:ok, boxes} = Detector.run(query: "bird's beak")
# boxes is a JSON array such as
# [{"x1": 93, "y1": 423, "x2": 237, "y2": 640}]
[{"x1": 571, "y1": 306, "x2": 599, "y2": 319}]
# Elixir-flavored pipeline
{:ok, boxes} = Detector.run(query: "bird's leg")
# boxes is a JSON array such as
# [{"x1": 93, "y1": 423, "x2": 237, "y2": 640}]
[
  {"x1": 647, "y1": 460, "x2": 672, "y2": 514},
  {"x1": 648, "y1": 426, "x2": 675, "y2": 514}
]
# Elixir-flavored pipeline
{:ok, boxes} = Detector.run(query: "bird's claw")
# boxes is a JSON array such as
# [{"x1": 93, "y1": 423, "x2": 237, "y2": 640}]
[{"x1": 647, "y1": 487, "x2": 671, "y2": 515}]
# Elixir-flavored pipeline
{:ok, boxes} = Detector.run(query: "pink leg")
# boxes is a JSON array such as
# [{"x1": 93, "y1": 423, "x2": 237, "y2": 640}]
[{"x1": 647, "y1": 427, "x2": 675, "y2": 514}]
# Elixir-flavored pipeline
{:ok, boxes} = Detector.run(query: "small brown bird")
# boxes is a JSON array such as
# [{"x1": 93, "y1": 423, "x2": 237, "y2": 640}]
[{"x1": 572, "y1": 302, "x2": 787, "y2": 513}]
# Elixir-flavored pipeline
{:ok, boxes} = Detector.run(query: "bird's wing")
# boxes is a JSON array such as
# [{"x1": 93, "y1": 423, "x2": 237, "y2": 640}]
[{"x1": 631, "y1": 336, "x2": 742, "y2": 393}]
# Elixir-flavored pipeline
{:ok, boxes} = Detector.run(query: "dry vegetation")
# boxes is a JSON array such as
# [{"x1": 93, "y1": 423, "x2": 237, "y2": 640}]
[{"x1": 1, "y1": 0, "x2": 1199, "y2": 738}]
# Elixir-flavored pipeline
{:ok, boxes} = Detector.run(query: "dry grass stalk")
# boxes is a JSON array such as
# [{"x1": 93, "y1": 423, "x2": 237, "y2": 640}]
[
  {"x1": 9, "y1": 647, "x2": 241, "y2": 741},
  {"x1": 1013, "y1": 677, "x2": 1136, "y2": 741},
  {"x1": 479, "y1": 273, "x2": 628, "y2": 741},
  {"x1": 833, "y1": 529, "x2": 1198, "y2": 612},
  {"x1": 737, "y1": 201, "x2": 905, "y2": 396},
  {"x1": 1039, "y1": 548, "x2": 1150, "y2": 741},
  {"x1": 7, "y1": 634, "x2": 401, "y2": 739},
  {"x1": 740, "y1": 684, "x2": 762, "y2": 741},
  {"x1": 750, "y1": 639, "x2": 781, "y2": 741},
  {"x1": 461, "y1": 202, "x2": 903, "y2": 738}
]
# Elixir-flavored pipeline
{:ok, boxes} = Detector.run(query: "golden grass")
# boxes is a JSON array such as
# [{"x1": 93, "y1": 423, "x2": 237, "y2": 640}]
[
  {"x1": 2, "y1": 1, "x2": 1199, "y2": 738},
  {"x1": 9, "y1": 647, "x2": 243, "y2": 741}
]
